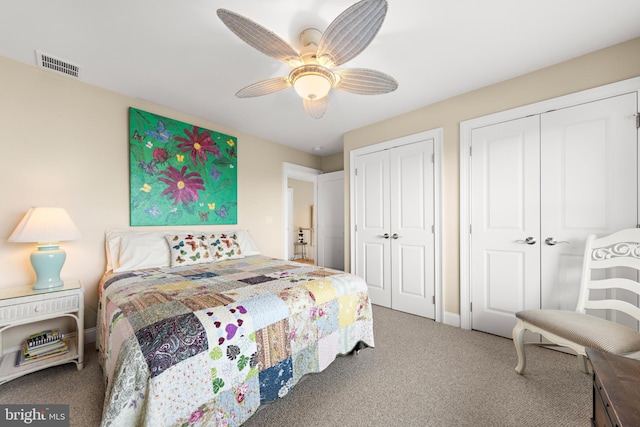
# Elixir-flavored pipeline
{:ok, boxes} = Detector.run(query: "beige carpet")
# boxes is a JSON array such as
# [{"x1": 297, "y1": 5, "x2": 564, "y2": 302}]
[
  {"x1": 0, "y1": 305, "x2": 592, "y2": 426},
  {"x1": 1, "y1": 342, "x2": 104, "y2": 426}
]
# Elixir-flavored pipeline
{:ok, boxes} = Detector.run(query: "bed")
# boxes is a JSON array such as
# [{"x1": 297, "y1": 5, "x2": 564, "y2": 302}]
[{"x1": 97, "y1": 229, "x2": 374, "y2": 426}]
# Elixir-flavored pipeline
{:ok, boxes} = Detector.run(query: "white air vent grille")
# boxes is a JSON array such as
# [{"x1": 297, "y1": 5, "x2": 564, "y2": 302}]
[{"x1": 35, "y1": 50, "x2": 80, "y2": 78}]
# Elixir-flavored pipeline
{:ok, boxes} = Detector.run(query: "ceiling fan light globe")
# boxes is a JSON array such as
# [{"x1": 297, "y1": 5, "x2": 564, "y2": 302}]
[
  {"x1": 294, "y1": 74, "x2": 331, "y2": 100},
  {"x1": 289, "y1": 65, "x2": 335, "y2": 101}
]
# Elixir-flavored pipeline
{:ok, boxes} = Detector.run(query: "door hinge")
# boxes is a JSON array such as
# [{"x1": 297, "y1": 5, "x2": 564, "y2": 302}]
[
  {"x1": 355, "y1": 168, "x2": 358, "y2": 176},
  {"x1": 431, "y1": 153, "x2": 435, "y2": 163},
  {"x1": 431, "y1": 224, "x2": 435, "y2": 234},
  {"x1": 432, "y1": 296, "x2": 436, "y2": 304},
  {"x1": 636, "y1": 113, "x2": 640, "y2": 129},
  {"x1": 355, "y1": 224, "x2": 358, "y2": 232},
  {"x1": 469, "y1": 146, "x2": 472, "y2": 156},
  {"x1": 470, "y1": 302, "x2": 473, "y2": 312},
  {"x1": 469, "y1": 224, "x2": 472, "y2": 234}
]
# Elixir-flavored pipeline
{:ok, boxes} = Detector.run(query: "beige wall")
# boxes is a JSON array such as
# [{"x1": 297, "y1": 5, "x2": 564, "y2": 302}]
[
  {"x1": 344, "y1": 37, "x2": 640, "y2": 316},
  {"x1": 3, "y1": 36, "x2": 639, "y2": 331},
  {"x1": 0, "y1": 55, "x2": 321, "y2": 329},
  {"x1": 320, "y1": 152, "x2": 344, "y2": 172}
]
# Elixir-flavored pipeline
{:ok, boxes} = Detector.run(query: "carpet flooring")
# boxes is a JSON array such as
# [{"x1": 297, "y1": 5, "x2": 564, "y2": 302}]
[{"x1": 0, "y1": 305, "x2": 593, "y2": 426}]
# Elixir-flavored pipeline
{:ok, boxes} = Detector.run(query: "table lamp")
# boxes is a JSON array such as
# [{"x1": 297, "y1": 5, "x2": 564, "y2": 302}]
[{"x1": 8, "y1": 207, "x2": 81, "y2": 290}]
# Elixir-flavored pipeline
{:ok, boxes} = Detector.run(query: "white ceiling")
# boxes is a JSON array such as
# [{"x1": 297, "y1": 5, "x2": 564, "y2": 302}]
[{"x1": 2, "y1": 0, "x2": 640, "y2": 155}]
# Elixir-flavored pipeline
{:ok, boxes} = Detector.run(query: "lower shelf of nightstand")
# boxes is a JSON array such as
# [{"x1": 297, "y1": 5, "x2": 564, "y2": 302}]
[{"x1": 0, "y1": 338, "x2": 82, "y2": 385}]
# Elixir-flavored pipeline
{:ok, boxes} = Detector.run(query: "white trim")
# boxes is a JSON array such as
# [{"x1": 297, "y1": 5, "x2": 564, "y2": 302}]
[
  {"x1": 459, "y1": 76, "x2": 640, "y2": 331},
  {"x1": 84, "y1": 327, "x2": 96, "y2": 344},
  {"x1": 443, "y1": 311, "x2": 461, "y2": 328},
  {"x1": 287, "y1": 188, "x2": 294, "y2": 260},
  {"x1": 282, "y1": 162, "x2": 322, "y2": 260},
  {"x1": 349, "y1": 128, "x2": 444, "y2": 323}
]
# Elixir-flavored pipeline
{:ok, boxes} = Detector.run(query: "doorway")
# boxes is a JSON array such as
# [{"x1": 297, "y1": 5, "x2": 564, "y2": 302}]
[
  {"x1": 282, "y1": 163, "x2": 321, "y2": 262},
  {"x1": 288, "y1": 178, "x2": 315, "y2": 262}
]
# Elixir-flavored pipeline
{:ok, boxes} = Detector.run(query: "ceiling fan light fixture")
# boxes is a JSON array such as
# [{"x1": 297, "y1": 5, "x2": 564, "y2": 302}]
[
  {"x1": 290, "y1": 65, "x2": 335, "y2": 101},
  {"x1": 218, "y1": 0, "x2": 395, "y2": 117}
]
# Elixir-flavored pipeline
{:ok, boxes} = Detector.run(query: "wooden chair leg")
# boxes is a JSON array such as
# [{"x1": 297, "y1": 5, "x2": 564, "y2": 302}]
[{"x1": 513, "y1": 319, "x2": 527, "y2": 375}]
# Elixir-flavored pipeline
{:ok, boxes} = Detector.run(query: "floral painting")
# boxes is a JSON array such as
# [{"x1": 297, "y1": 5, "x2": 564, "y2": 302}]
[{"x1": 129, "y1": 107, "x2": 237, "y2": 226}]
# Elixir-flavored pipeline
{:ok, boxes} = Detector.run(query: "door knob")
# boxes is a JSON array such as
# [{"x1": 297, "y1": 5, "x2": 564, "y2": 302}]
[
  {"x1": 516, "y1": 237, "x2": 536, "y2": 245},
  {"x1": 545, "y1": 237, "x2": 569, "y2": 246},
  {"x1": 391, "y1": 233, "x2": 399, "y2": 239},
  {"x1": 380, "y1": 233, "x2": 390, "y2": 239}
]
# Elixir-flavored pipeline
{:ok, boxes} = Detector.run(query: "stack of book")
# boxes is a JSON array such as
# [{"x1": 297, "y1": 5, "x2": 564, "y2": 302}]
[{"x1": 16, "y1": 329, "x2": 69, "y2": 366}]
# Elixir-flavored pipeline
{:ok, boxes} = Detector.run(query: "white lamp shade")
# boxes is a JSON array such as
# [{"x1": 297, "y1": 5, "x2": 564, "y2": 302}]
[{"x1": 9, "y1": 207, "x2": 81, "y2": 243}]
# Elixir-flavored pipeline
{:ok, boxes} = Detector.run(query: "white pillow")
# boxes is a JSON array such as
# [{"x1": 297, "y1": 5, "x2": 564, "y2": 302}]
[
  {"x1": 105, "y1": 231, "x2": 122, "y2": 271},
  {"x1": 115, "y1": 232, "x2": 172, "y2": 272},
  {"x1": 232, "y1": 230, "x2": 261, "y2": 256},
  {"x1": 104, "y1": 228, "x2": 260, "y2": 272}
]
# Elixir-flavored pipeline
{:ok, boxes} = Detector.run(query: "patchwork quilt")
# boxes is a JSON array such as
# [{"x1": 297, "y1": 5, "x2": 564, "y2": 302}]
[{"x1": 97, "y1": 256, "x2": 374, "y2": 426}]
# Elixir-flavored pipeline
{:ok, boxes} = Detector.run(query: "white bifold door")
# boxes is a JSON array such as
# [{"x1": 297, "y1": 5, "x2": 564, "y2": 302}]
[
  {"x1": 470, "y1": 93, "x2": 638, "y2": 338},
  {"x1": 355, "y1": 139, "x2": 436, "y2": 318}
]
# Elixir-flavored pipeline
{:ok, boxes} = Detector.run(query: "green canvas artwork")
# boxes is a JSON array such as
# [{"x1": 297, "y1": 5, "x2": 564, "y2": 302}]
[{"x1": 129, "y1": 107, "x2": 237, "y2": 226}]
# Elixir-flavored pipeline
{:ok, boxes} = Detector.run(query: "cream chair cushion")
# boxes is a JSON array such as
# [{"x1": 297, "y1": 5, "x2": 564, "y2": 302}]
[{"x1": 516, "y1": 309, "x2": 640, "y2": 354}]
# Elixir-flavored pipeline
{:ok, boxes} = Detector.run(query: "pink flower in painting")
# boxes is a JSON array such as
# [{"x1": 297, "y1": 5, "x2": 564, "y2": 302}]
[
  {"x1": 189, "y1": 408, "x2": 204, "y2": 424},
  {"x1": 152, "y1": 148, "x2": 169, "y2": 163},
  {"x1": 175, "y1": 126, "x2": 222, "y2": 166},
  {"x1": 158, "y1": 165, "x2": 205, "y2": 206}
]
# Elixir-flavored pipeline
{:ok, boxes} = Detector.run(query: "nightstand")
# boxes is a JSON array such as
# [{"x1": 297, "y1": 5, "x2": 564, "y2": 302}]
[{"x1": 0, "y1": 280, "x2": 84, "y2": 385}]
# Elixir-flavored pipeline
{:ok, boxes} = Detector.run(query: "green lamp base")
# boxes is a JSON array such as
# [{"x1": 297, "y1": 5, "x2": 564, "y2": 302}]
[{"x1": 30, "y1": 244, "x2": 66, "y2": 290}]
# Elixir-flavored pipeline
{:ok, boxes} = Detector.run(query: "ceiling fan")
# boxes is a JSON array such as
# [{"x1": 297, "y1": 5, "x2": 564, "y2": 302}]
[{"x1": 217, "y1": 0, "x2": 398, "y2": 119}]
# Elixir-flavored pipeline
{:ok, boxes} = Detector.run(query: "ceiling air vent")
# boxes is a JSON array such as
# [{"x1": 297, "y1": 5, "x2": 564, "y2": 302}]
[{"x1": 35, "y1": 50, "x2": 80, "y2": 78}]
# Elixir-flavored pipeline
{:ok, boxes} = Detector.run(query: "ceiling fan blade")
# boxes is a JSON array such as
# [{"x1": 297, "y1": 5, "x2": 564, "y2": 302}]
[
  {"x1": 217, "y1": 9, "x2": 301, "y2": 65},
  {"x1": 236, "y1": 77, "x2": 291, "y2": 98},
  {"x1": 316, "y1": 0, "x2": 388, "y2": 67},
  {"x1": 303, "y1": 96, "x2": 329, "y2": 119},
  {"x1": 334, "y1": 68, "x2": 398, "y2": 95}
]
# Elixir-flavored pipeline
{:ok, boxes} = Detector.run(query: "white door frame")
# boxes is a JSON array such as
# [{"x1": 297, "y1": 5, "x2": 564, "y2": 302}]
[
  {"x1": 459, "y1": 76, "x2": 640, "y2": 331},
  {"x1": 283, "y1": 162, "x2": 322, "y2": 260},
  {"x1": 350, "y1": 128, "x2": 444, "y2": 323},
  {"x1": 287, "y1": 188, "x2": 294, "y2": 260}
]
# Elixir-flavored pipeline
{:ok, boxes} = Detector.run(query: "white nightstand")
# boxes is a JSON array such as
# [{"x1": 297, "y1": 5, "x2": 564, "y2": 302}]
[{"x1": 0, "y1": 280, "x2": 84, "y2": 385}]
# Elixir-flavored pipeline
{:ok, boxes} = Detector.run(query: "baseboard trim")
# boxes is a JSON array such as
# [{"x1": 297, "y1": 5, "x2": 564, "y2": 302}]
[
  {"x1": 84, "y1": 327, "x2": 96, "y2": 344},
  {"x1": 443, "y1": 311, "x2": 460, "y2": 328}
]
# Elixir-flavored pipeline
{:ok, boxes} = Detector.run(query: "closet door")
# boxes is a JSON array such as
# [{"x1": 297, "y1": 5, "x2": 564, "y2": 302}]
[
  {"x1": 540, "y1": 94, "x2": 638, "y2": 313},
  {"x1": 355, "y1": 150, "x2": 391, "y2": 307},
  {"x1": 470, "y1": 116, "x2": 541, "y2": 338},
  {"x1": 355, "y1": 140, "x2": 436, "y2": 318},
  {"x1": 390, "y1": 140, "x2": 436, "y2": 318},
  {"x1": 470, "y1": 93, "x2": 638, "y2": 338}
]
